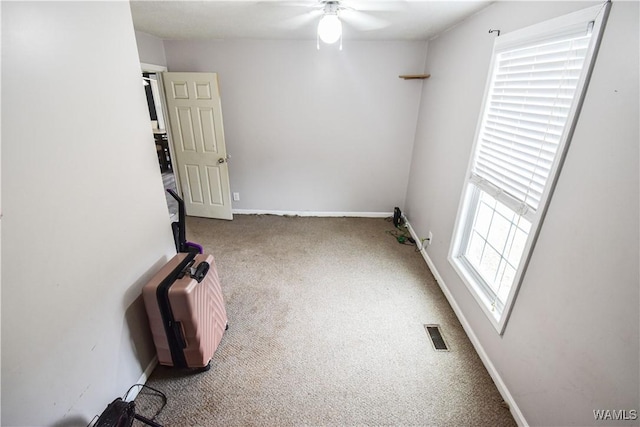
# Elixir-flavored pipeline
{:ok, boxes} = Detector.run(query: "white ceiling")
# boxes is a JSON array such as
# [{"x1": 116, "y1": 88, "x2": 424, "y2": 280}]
[{"x1": 130, "y1": 0, "x2": 493, "y2": 41}]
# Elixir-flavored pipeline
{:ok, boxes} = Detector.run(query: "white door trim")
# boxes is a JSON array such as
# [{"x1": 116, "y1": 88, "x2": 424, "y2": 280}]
[
  {"x1": 139, "y1": 63, "x2": 181, "y2": 223},
  {"x1": 140, "y1": 62, "x2": 167, "y2": 73}
]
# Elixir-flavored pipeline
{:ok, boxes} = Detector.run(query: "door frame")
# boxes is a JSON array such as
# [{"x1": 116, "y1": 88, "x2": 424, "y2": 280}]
[{"x1": 140, "y1": 63, "x2": 183, "y2": 205}]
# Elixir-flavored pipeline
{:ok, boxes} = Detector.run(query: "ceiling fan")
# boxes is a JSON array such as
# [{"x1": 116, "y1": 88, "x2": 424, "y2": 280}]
[{"x1": 274, "y1": 0, "x2": 402, "y2": 50}]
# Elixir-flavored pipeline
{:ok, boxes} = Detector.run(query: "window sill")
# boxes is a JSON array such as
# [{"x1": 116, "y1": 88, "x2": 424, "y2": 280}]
[{"x1": 448, "y1": 254, "x2": 506, "y2": 335}]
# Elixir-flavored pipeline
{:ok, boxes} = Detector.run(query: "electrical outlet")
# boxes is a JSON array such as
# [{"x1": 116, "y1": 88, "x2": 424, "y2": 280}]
[
  {"x1": 233, "y1": 192, "x2": 240, "y2": 201},
  {"x1": 428, "y1": 231, "x2": 433, "y2": 245}
]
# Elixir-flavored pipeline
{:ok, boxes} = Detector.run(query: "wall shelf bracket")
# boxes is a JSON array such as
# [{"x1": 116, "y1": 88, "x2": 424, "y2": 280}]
[{"x1": 399, "y1": 74, "x2": 431, "y2": 80}]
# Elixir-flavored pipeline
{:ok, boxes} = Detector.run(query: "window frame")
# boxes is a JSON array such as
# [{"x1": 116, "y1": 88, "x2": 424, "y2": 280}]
[{"x1": 449, "y1": 3, "x2": 610, "y2": 335}]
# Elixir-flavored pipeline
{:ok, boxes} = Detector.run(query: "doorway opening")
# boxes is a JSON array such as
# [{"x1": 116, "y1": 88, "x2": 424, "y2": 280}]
[{"x1": 141, "y1": 69, "x2": 178, "y2": 220}]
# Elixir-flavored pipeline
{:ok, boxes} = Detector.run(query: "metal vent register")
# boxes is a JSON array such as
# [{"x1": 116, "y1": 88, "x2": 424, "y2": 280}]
[{"x1": 424, "y1": 324, "x2": 449, "y2": 351}]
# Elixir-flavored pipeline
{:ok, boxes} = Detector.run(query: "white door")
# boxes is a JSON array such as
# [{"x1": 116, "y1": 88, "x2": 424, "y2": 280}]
[{"x1": 162, "y1": 72, "x2": 232, "y2": 220}]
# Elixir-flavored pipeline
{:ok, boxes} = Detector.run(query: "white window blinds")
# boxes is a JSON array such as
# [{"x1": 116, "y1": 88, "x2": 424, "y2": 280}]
[
  {"x1": 471, "y1": 23, "x2": 595, "y2": 216},
  {"x1": 450, "y1": 2, "x2": 610, "y2": 334}
]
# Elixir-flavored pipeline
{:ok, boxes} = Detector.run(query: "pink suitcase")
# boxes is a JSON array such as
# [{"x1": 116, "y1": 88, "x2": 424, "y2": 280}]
[{"x1": 142, "y1": 251, "x2": 228, "y2": 370}]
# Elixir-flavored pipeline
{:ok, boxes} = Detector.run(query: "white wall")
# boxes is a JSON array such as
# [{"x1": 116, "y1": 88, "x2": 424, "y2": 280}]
[
  {"x1": 1, "y1": 2, "x2": 176, "y2": 425},
  {"x1": 163, "y1": 39, "x2": 427, "y2": 215},
  {"x1": 135, "y1": 30, "x2": 167, "y2": 67},
  {"x1": 405, "y1": 1, "x2": 639, "y2": 426}
]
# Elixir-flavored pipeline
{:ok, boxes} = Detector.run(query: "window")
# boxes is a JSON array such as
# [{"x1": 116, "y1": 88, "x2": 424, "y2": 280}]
[{"x1": 449, "y1": 3, "x2": 610, "y2": 334}]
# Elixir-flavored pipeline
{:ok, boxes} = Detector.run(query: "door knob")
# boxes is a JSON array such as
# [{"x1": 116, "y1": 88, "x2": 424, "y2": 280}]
[{"x1": 218, "y1": 157, "x2": 226, "y2": 164}]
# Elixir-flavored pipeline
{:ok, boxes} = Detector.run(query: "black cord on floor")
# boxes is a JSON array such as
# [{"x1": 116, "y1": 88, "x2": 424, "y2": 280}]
[
  {"x1": 123, "y1": 384, "x2": 167, "y2": 422},
  {"x1": 385, "y1": 216, "x2": 423, "y2": 252},
  {"x1": 386, "y1": 229, "x2": 414, "y2": 246}
]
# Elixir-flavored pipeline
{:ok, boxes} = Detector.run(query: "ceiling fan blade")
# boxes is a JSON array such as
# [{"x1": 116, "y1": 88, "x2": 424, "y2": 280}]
[
  {"x1": 341, "y1": 0, "x2": 408, "y2": 13},
  {"x1": 340, "y1": 9, "x2": 389, "y2": 31},
  {"x1": 258, "y1": 0, "x2": 320, "y2": 6},
  {"x1": 278, "y1": 9, "x2": 323, "y2": 29}
]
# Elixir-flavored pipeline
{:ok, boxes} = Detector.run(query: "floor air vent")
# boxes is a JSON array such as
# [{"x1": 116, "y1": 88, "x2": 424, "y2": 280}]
[{"x1": 424, "y1": 324, "x2": 449, "y2": 351}]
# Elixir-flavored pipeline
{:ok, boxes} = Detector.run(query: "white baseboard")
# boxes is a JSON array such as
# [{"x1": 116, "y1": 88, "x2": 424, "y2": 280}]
[
  {"x1": 404, "y1": 219, "x2": 528, "y2": 427},
  {"x1": 124, "y1": 356, "x2": 158, "y2": 402},
  {"x1": 232, "y1": 209, "x2": 393, "y2": 218}
]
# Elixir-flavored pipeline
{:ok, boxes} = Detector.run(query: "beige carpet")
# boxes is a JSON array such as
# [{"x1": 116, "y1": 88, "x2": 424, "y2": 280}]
[{"x1": 134, "y1": 215, "x2": 516, "y2": 426}]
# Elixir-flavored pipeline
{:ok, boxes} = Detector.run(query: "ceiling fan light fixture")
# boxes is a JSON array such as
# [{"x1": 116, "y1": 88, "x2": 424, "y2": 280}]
[{"x1": 317, "y1": 14, "x2": 342, "y2": 44}]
